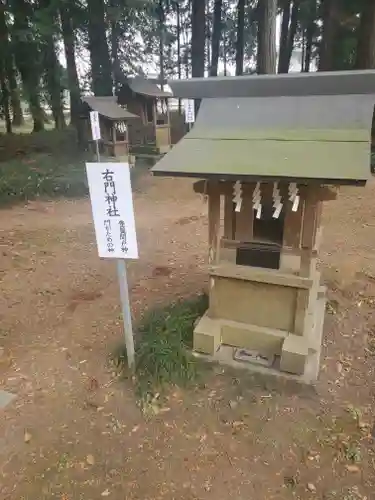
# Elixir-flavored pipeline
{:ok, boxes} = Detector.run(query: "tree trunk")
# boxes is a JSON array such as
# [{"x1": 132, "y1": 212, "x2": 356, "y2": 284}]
[
  {"x1": 285, "y1": 0, "x2": 300, "y2": 72},
  {"x1": 319, "y1": 0, "x2": 339, "y2": 71},
  {"x1": 0, "y1": 65, "x2": 12, "y2": 134},
  {"x1": 176, "y1": 0, "x2": 182, "y2": 113},
  {"x1": 303, "y1": 0, "x2": 317, "y2": 72},
  {"x1": 223, "y1": 0, "x2": 228, "y2": 75},
  {"x1": 7, "y1": 62, "x2": 23, "y2": 126},
  {"x1": 27, "y1": 88, "x2": 44, "y2": 132},
  {"x1": 109, "y1": 0, "x2": 121, "y2": 92},
  {"x1": 44, "y1": 42, "x2": 65, "y2": 129},
  {"x1": 355, "y1": 1, "x2": 375, "y2": 69},
  {"x1": 235, "y1": 0, "x2": 246, "y2": 75},
  {"x1": 191, "y1": 0, "x2": 205, "y2": 113},
  {"x1": 205, "y1": 0, "x2": 210, "y2": 73},
  {"x1": 60, "y1": 1, "x2": 80, "y2": 126},
  {"x1": 257, "y1": 0, "x2": 277, "y2": 74},
  {"x1": 183, "y1": 48, "x2": 189, "y2": 78},
  {"x1": 176, "y1": 1, "x2": 181, "y2": 80},
  {"x1": 192, "y1": 0, "x2": 205, "y2": 78},
  {"x1": 87, "y1": 0, "x2": 113, "y2": 95},
  {"x1": 210, "y1": 0, "x2": 222, "y2": 76},
  {"x1": 110, "y1": 21, "x2": 121, "y2": 90},
  {"x1": 157, "y1": 0, "x2": 165, "y2": 89},
  {"x1": 0, "y1": 2, "x2": 12, "y2": 133},
  {"x1": 278, "y1": 0, "x2": 291, "y2": 73},
  {"x1": 12, "y1": 0, "x2": 44, "y2": 132},
  {"x1": 40, "y1": 0, "x2": 65, "y2": 129},
  {"x1": 301, "y1": 30, "x2": 305, "y2": 72}
]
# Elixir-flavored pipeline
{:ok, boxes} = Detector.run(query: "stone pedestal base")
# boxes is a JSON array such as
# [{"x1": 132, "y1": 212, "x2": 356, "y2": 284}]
[{"x1": 193, "y1": 288, "x2": 326, "y2": 384}]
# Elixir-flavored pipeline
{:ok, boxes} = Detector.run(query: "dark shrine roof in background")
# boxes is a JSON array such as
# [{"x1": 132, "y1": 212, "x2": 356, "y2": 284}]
[
  {"x1": 82, "y1": 96, "x2": 138, "y2": 121},
  {"x1": 127, "y1": 76, "x2": 172, "y2": 98},
  {"x1": 152, "y1": 70, "x2": 375, "y2": 185}
]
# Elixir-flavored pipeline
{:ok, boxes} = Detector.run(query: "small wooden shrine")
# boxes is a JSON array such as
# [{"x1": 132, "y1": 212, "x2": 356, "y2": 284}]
[
  {"x1": 81, "y1": 96, "x2": 138, "y2": 162},
  {"x1": 118, "y1": 76, "x2": 172, "y2": 154},
  {"x1": 152, "y1": 70, "x2": 375, "y2": 382}
]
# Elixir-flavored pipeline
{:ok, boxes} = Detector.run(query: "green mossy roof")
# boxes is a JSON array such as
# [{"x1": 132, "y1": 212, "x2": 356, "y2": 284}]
[
  {"x1": 152, "y1": 133, "x2": 370, "y2": 184},
  {"x1": 152, "y1": 72, "x2": 375, "y2": 185}
]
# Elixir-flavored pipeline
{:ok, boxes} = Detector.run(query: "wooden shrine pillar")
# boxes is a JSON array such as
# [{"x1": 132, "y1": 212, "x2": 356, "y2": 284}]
[{"x1": 208, "y1": 181, "x2": 221, "y2": 265}]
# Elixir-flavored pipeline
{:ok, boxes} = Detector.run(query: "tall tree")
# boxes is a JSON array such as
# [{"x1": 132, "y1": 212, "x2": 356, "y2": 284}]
[
  {"x1": 257, "y1": 0, "x2": 277, "y2": 74},
  {"x1": 191, "y1": 0, "x2": 205, "y2": 112},
  {"x1": 39, "y1": 0, "x2": 66, "y2": 129},
  {"x1": 108, "y1": 0, "x2": 122, "y2": 91},
  {"x1": 12, "y1": 0, "x2": 44, "y2": 131},
  {"x1": 6, "y1": 59, "x2": 24, "y2": 126},
  {"x1": 210, "y1": 0, "x2": 222, "y2": 76},
  {"x1": 176, "y1": 0, "x2": 182, "y2": 80},
  {"x1": 319, "y1": 0, "x2": 340, "y2": 71},
  {"x1": 0, "y1": 67, "x2": 12, "y2": 134},
  {"x1": 285, "y1": 0, "x2": 300, "y2": 70},
  {"x1": 0, "y1": 0, "x2": 12, "y2": 133},
  {"x1": 302, "y1": 0, "x2": 317, "y2": 72},
  {"x1": 175, "y1": 0, "x2": 182, "y2": 113},
  {"x1": 355, "y1": 0, "x2": 375, "y2": 69},
  {"x1": 235, "y1": 0, "x2": 246, "y2": 75},
  {"x1": 191, "y1": 0, "x2": 205, "y2": 78},
  {"x1": 59, "y1": 0, "x2": 80, "y2": 126},
  {"x1": 278, "y1": 0, "x2": 300, "y2": 73},
  {"x1": 87, "y1": 0, "x2": 113, "y2": 95},
  {"x1": 278, "y1": 0, "x2": 291, "y2": 73},
  {"x1": 205, "y1": 0, "x2": 211, "y2": 72},
  {"x1": 157, "y1": 0, "x2": 165, "y2": 88}
]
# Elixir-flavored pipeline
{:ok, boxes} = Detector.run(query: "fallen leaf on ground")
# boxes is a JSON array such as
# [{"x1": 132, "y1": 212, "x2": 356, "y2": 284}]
[
  {"x1": 159, "y1": 407, "x2": 171, "y2": 413},
  {"x1": 346, "y1": 464, "x2": 360, "y2": 473}
]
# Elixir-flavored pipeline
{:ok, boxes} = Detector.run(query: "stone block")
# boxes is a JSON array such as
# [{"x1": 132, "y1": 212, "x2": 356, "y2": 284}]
[
  {"x1": 193, "y1": 314, "x2": 221, "y2": 355},
  {"x1": 280, "y1": 334, "x2": 308, "y2": 375},
  {"x1": 221, "y1": 320, "x2": 286, "y2": 356}
]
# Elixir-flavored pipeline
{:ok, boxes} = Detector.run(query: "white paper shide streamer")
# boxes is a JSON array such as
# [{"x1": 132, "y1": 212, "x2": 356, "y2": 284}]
[
  {"x1": 288, "y1": 182, "x2": 300, "y2": 212},
  {"x1": 272, "y1": 182, "x2": 283, "y2": 219},
  {"x1": 252, "y1": 182, "x2": 262, "y2": 219},
  {"x1": 233, "y1": 181, "x2": 243, "y2": 212}
]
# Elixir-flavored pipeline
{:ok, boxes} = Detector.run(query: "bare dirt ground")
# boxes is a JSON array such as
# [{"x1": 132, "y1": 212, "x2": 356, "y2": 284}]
[{"x1": 0, "y1": 173, "x2": 374, "y2": 500}]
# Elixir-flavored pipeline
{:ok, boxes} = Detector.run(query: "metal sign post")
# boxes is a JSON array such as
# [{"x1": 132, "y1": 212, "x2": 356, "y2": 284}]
[
  {"x1": 117, "y1": 260, "x2": 135, "y2": 368},
  {"x1": 86, "y1": 114, "x2": 137, "y2": 371}
]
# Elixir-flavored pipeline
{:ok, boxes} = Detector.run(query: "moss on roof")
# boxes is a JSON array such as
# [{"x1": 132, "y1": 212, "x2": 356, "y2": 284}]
[{"x1": 152, "y1": 134, "x2": 370, "y2": 184}]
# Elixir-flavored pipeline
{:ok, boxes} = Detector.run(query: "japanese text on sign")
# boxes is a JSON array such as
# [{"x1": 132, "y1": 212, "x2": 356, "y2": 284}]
[
  {"x1": 90, "y1": 111, "x2": 101, "y2": 141},
  {"x1": 85, "y1": 163, "x2": 138, "y2": 259},
  {"x1": 184, "y1": 99, "x2": 195, "y2": 123}
]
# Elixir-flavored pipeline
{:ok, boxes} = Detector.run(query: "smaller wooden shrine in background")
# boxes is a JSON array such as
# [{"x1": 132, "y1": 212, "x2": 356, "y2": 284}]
[
  {"x1": 152, "y1": 70, "x2": 375, "y2": 383},
  {"x1": 118, "y1": 76, "x2": 172, "y2": 154},
  {"x1": 81, "y1": 96, "x2": 138, "y2": 162}
]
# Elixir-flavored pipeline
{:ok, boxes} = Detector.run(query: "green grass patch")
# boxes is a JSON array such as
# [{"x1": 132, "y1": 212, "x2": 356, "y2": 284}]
[
  {"x1": 0, "y1": 128, "x2": 89, "y2": 205},
  {"x1": 114, "y1": 294, "x2": 208, "y2": 398},
  {"x1": 0, "y1": 128, "x2": 151, "y2": 206},
  {"x1": 0, "y1": 152, "x2": 89, "y2": 205}
]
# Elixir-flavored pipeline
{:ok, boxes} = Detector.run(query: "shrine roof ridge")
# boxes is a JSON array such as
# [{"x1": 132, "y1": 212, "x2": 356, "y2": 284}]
[
  {"x1": 167, "y1": 70, "x2": 375, "y2": 99},
  {"x1": 82, "y1": 96, "x2": 138, "y2": 121}
]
